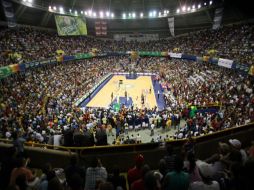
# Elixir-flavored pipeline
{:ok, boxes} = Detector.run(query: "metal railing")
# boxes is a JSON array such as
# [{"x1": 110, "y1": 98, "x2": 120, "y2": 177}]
[{"x1": 0, "y1": 122, "x2": 253, "y2": 154}]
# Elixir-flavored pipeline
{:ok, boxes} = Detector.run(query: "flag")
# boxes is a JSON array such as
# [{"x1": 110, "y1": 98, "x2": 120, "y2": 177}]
[
  {"x1": 168, "y1": 17, "x2": 175, "y2": 36},
  {"x1": 0, "y1": 66, "x2": 12, "y2": 79},
  {"x1": 212, "y1": 8, "x2": 223, "y2": 30},
  {"x1": 249, "y1": 65, "x2": 254, "y2": 76},
  {"x1": 9, "y1": 64, "x2": 20, "y2": 73}
]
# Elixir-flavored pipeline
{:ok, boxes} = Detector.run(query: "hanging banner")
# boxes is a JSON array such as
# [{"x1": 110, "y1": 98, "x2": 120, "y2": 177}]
[
  {"x1": 74, "y1": 53, "x2": 93, "y2": 60},
  {"x1": 169, "y1": 52, "x2": 182, "y2": 58},
  {"x1": 168, "y1": 17, "x2": 175, "y2": 36},
  {"x1": 0, "y1": 66, "x2": 12, "y2": 79},
  {"x1": 212, "y1": 8, "x2": 223, "y2": 30},
  {"x1": 218, "y1": 58, "x2": 233, "y2": 68}
]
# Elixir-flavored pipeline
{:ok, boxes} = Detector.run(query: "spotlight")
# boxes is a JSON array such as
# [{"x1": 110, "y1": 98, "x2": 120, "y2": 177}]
[
  {"x1": 111, "y1": 13, "x2": 114, "y2": 18},
  {"x1": 59, "y1": 7, "x2": 64, "y2": 13},
  {"x1": 204, "y1": 2, "x2": 207, "y2": 6},
  {"x1": 84, "y1": 11, "x2": 87, "y2": 15},
  {"x1": 106, "y1": 11, "x2": 110, "y2": 17},
  {"x1": 149, "y1": 12, "x2": 153, "y2": 17},
  {"x1": 182, "y1": 6, "x2": 186, "y2": 12},
  {"x1": 158, "y1": 12, "x2": 161, "y2": 16},
  {"x1": 153, "y1": 10, "x2": 157, "y2": 16},
  {"x1": 140, "y1": 12, "x2": 143, "y2": 18},
  {"x1": 210, "y1": 1, "x2": 213, "y2": 5},
  {"x1": 75, "y1": 10, "x2": 78, "y2": 15},
  {"x1": 81, "y1": 11, "x2": 83, "y2": 14},
  {"x1": 192, "y1": 5, "x2": 195, "y2": 9},
  {"x1": 132, "y1": 12, "x2": 136, "y2": 18},
  {"x1": 93, "y1": 12, "x2": 97, "y2": 17},
  {"x1": 129, "y1": 13, "x2": 131, "y2": 17},
  {"x1": 69, "y1": 9, "x2": 72, "y2": 13},
  {"x1": 48, "y1": 6, "x2": 52, "y2": 10},
  {"x1": 176, "y1": 9, "x2": 180, "y2": 13},
  {"x1": 53, "y1": 6, "x2": 56, "y2": 11},
  {"x1": 28, "y1": 0, "x2": 32, "y2": 3},
  {"x1": 123, "y1": 13, "x2": 126, "y2": 18},
  {"x1": 100, "y1": 11, "x2": 104, "y2": 18},
  {"x1": 187, "y1": 7, "x2": 191, "y2": 11},
  {"x1": 198, "y1": 4, "x2": 201, "y2": 9},
  {"x1": 88, "y1": 10, "x2": 92, "y2": 16}
]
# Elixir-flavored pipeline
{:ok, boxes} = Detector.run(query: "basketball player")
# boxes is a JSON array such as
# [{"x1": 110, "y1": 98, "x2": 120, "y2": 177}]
[
  {"x1": 111, "y1": 92, "x2": 113, "y2": 102},
  {"x1": 125, "y1": 90, "x2": 127, "y2": 104},
  {"x1": 141, "y1": 93, "x2": 144, "y2": 105}
]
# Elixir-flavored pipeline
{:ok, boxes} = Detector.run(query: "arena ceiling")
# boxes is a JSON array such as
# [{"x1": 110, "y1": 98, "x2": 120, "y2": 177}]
[{"x1": 0, "y1": 0, "x2": 253, "y2": 38}]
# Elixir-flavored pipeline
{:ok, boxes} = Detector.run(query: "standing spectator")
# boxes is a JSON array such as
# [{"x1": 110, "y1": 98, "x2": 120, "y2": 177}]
[
  {"x1": 189, "y1": 162, "x2": 220, "y2": 190},
  {"x1": 127, "y1": 154, "x2": 145, "y2": 188},
  {"x1": 85, "y1": 157, "x2": 108, "y2": 190},
  {"x1": 64, "y1": 156, "x2": 85, "y2": 188},
  {"x1": 131, "y1": 164, "x2": 150, "y2": 190},
  {"x1": 163, "y1": 145, "x2": 176, "y2": 173},
  {"x1": 96, "y1": 127, "x2": 108, "y2": 146},
  {"x1": 38, "y1": 163, "x2": 56, "y2": 190},
  {"x1": 163, "y1": 155, "x2": 189, "y2": 190},
  {"x1": 108, "y1": 165, "x2": 127, "y2": 190},
  {"x1": 228, "y1": 139, "x2": 248, "y2": 164},
  {"x1": 9, "y1": 158, "x2": 39, "y2": 187},
  {"x1": 12, "y1": 131, "x2": 26, "y2": 157},
  {"x1": 183, "y1": 152, "x2": 202, "y2": 183}
]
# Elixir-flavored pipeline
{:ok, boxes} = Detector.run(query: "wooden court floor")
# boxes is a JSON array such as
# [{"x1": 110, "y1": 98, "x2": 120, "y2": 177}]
[{"x1": 86, "y1": 75, "x2": 157, "y2": 109}]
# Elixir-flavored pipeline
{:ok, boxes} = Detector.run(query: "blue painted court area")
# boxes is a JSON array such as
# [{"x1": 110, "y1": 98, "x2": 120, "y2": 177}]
[
  {"x1": 152, "y1": 77, "x2": 166, "y2": 110},
  {"x1": 125, "y1": 72, "x2": 138, "y2": 79}
]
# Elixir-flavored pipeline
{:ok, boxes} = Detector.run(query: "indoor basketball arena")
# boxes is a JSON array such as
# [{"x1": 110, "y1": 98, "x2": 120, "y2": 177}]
[{"x1": 0, "y1": 0, "x2": 254, "y2": 190}]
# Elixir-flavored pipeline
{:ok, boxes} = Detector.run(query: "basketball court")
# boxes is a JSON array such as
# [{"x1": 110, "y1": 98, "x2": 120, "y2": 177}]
[{"x1": 86, "y1": 75, "x2": 158, "y2": 109}]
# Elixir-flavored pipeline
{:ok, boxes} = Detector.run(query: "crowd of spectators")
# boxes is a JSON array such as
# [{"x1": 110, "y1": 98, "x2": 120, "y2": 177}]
[
  {"x1": 0, "y1": 56, "x2": 253, "y2": 148},
  {"x1": 0, "y1": 22, "x2": 254, "y2": 190},
  {"x1": 0, "y1": 22, "x2": 253, "y2": 147},
  {"x1": 0, "y1": 23, "x2": 253, "y2": 67},
  {"x1": 1, "y1": 138, "x2": 254, "y2": 190}
]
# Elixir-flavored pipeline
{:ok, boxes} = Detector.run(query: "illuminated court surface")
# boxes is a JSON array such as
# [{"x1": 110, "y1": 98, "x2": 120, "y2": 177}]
[{"x1": 86, "y1": 75, "x2": 158, "y2": 109}]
